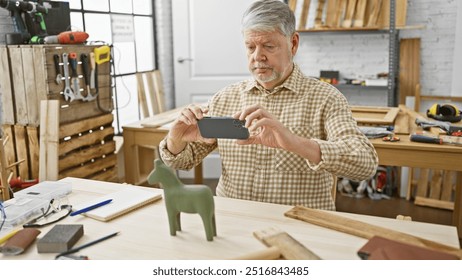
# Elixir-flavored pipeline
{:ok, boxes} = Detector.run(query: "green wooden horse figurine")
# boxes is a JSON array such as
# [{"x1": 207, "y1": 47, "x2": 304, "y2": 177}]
[{"x1": 147, "y1": 159, "x2": 217, "y2": 241}]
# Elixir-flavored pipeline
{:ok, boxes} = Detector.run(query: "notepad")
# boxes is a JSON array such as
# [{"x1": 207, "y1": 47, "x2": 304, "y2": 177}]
[{"x1": 74, "y1": 188, "x2": 162, "y2": 222}]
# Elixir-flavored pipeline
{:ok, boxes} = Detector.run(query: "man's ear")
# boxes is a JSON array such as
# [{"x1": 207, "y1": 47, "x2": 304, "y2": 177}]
[{"x1": 291, "y1": 32, "x2": 299, "y2": 55}]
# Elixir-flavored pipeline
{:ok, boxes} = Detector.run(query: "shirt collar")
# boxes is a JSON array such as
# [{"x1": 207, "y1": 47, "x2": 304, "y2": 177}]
[{"x1": 243, "y1": 63, "x2": 302, "y2": 95}]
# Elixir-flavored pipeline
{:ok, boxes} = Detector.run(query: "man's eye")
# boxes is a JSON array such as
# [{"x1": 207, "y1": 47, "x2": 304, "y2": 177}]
[{"x1": 246, "y1": 46, "x2": 255, "y2": 52}]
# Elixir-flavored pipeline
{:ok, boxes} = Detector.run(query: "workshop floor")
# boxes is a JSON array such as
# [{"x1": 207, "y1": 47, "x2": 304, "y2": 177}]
[{"x1": 182, "y1": 178, "x2": 461, "y2": 248}]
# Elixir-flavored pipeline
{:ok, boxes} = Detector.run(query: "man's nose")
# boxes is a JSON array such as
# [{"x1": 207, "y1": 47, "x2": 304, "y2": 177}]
[{"x1": 253, "y1": 47, "x2": 266, "y2": 61}]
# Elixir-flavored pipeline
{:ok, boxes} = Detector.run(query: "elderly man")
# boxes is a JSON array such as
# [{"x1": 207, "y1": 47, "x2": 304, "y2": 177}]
[{"x1": 159, "y1": 0, "x2": 378, "y2": 210}]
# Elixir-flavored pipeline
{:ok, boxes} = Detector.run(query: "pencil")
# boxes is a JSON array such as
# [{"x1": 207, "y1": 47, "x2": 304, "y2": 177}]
[
  {"x1": 55, "y1": 231, "x2": 120, "y2": 259},
  {"x1": 0, "y1": 229, "x2": 19, "y2": 245}
]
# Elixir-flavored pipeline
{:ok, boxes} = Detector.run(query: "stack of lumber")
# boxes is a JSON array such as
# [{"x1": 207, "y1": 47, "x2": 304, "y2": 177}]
[{"x1": 288, "y1": 0, "x2": 407, "y2": 30}]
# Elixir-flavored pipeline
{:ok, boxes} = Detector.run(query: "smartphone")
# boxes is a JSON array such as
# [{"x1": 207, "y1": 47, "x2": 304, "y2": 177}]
[{"x1": 197, "y1": 117, "x2": 249, "y2": 139}]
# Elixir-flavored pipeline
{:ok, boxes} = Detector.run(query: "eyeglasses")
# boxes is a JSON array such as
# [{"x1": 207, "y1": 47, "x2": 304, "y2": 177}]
[{"x1": 23, "y1": 198, "x2": 72, "y2": 228}]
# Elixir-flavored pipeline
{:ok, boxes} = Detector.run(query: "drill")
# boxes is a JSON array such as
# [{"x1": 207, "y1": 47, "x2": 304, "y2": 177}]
[{"x1": 0, "y1": 0, "x2": 48, "y2": 44}]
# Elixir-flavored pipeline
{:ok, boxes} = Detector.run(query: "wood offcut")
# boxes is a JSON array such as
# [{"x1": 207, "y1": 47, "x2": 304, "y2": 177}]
[{"x1": 285, "y1": 206, "x2": 462, "y2": 259}]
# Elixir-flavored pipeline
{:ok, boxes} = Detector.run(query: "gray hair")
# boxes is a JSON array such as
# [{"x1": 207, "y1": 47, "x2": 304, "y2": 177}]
[{"x1": 241, "y1": 0, "x2": 295, "y2": 37}]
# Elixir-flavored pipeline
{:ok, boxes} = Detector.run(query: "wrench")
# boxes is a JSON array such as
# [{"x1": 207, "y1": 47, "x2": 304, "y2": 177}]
[
  {"x1": 69, "y1": 52, "x2": 84, "y2": 101},
  {"x1": 62, "y1": 53, "x2": 75, "y2": 102}
]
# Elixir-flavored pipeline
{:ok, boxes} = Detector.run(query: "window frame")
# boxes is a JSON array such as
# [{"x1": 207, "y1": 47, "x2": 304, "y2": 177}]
[{"x1": 70, "y1": 0, "x2": 158, "y2": 134}]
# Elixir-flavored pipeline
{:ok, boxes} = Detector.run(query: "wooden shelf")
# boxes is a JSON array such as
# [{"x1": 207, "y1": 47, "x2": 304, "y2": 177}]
[
  {"x1": 335, "y1": 84, "x2": 388, "y2": 90},
  {"x1": 298, "y1": 25, "x2": 424, "y2": 33}
]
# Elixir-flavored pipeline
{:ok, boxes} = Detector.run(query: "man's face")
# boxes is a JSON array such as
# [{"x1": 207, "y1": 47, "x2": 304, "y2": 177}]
[{"x1": 244, "y1": 30, "x2": 298, "y2": 90}]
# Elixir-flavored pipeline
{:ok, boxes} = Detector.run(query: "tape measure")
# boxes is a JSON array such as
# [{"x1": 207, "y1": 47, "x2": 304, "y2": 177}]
[{"x1": 93, "y1": 45, "x2": 111, "y2": 65}]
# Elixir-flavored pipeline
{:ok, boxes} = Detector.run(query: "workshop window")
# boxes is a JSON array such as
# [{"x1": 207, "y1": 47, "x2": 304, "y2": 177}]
[{"x1": 65, "y1": 0, "x2": 157, "y2": 134}]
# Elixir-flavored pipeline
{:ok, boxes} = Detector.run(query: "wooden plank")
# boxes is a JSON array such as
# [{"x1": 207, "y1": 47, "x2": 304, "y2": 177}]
[
  {"x1": 429, "y1": 169, "x2": 442, "y2": 199},
  {"x1": 59, "y1": 126, "x2": 115, "y2": 156},
  {"x1": 32, "y1": 45, "x2": 48, "y2": 98},
  {"x1": 297, "y1": 0, "x2": 311, "y2": 30},
  {"x1": 9, "y1": 47, "x2": 28, "y2": 125},
  {"x1": 441, "y1": 171, "x2": 454, "y2": 201},
  {"x1": 59, "y1": 141, "x2": 116, "y2": 171},
  {"x1": 0, "y1": 46, "x2": 15, "y2": 125},
  {"x1": 406, "y1": 167, "x2": 414, "y2": 200},
  {"x1": 377, "y1": 0, "x2": 407, "y2": 28},
  {"x1": 59, "y1": 113, "x2": 113, "y2": 138},
  {"x1": 284, "y1": 206, "x2": 462, "y2": 259},
  {"x1": 414, "y1": 196, "x2": 454, "y2": 211},
  {"x1": 399, "y1": 38, "x2": 420, "y2": 105},
  {"x1": 14, "y1": 125, "x2": 29, "y2": 179},
  {"x1": 353, "y1": 0, "x2": 367, "y2": 27},
  {"x1": 21, "y1": 46, "x2": 40, "y2": 126},
  {"x1": 416, "y1": 168, "x2": 429, "y2": 198},
  {"x1": 32, "y1": 45, "x2": 48, "y2": 114},
  {"x1": 325, "y1": 0, "x2": 338, "y2": 27},
  {"x1": 137, "y1": 73, "x2": 150, "y2": 118},
  {"x1": 366, "y1": 0, "x2": 383, "y2": 27},
  {"x1": 26, "y1": 126, "x2": 40, "y2": 180},
  {"x1": 288, "y1": 0, "x2": 297, "y2": 11},
  {"x1": 334, "y1": 0, "x2": 347, "y2": 28},
  {"x1": 1, "y1": 125, "x2": 18, "y2": 178},
  {"x1": 393, "y1": 109, "x2": 410, "y2": 134},
  {"x1": 58, "y1": 153, "x2": 117, "y2": 179},
  {"x1": 342, "y1": 0, "x2": 357, "y2": 27},
  {"x1": 146, "y1": 71, "x2": 159, "y2": 115},
  {"x1": 152, "y1": 70, "x2": 166, "y2": 113},
  {"x1": 39, "y1": 100, "x2": 60, "y2": 181},
  {"x1": 314, "y1": 0, "x2": 326, "y2": 28},
  {"x1": 0, "y1": 136, "x2": 11, "y2": 200},
  {"x1": 351, "y1": 106, "x2": 399, "y2": 125},
  {"x1": 88, "y1": 167, "x2": 118, "y2": 182},
  {"x1": 253, "y1": 228, "x2": 321, "y2": 260}
]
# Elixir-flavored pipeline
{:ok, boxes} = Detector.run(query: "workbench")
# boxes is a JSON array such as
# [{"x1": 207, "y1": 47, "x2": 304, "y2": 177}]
[
  {"x1": 122, "y1": 106, "x2": 205, "y2": 186},
  {"x1": 122, "y1": 105, "x2": 462, "y2": 238},
  {"x1": 1, "y1": 177, "x2": 459, "y2": 260}
]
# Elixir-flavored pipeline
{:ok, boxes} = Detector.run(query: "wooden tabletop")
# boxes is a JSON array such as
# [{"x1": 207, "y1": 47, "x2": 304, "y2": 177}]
[{"x1": 2, "y1": 177, "x2": 459, "y2": 260}]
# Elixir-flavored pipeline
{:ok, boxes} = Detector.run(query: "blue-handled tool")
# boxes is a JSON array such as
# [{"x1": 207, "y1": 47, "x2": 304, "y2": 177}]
[
  {"x1": 410, "y1": 134, "x2": 462, "y2": 146},
  {"x1": 70, "y1": 199, "x2": 113, "y2": 216}
]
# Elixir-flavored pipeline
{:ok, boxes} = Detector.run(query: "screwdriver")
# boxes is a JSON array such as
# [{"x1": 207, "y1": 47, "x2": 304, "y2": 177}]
[{"x1": 410, "y1": 134, "x2": 462, "y2": 146}]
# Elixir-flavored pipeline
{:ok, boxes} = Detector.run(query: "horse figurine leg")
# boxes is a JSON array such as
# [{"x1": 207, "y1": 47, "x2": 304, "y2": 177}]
[
  {"x1": 199, "y1": 211, "x2": 216, "y2": 241},
  {"x1": 166, "y1": 205, "x2": 180, "y2": 236}
]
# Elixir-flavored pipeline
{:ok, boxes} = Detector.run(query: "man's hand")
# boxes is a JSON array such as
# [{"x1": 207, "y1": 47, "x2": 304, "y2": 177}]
[
  {"x1": 233, "y1": 104, "x2": 293, "y2": 150},
  {"x1": 233, "y1": 104, "x2": 321, "y2": 163},
  {"x1": 166, "y1": 104, "x2": 216, "y2": 155}
]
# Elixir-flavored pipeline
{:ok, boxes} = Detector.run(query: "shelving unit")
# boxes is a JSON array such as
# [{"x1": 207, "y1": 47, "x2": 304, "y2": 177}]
[{"x1": 295, "y1": 0, "x2": 401, "y2": 107}]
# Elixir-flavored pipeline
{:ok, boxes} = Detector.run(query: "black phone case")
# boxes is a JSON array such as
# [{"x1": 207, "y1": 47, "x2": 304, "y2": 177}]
[{"x1": 198, "y1": 117, "x2": 249, "y2": 139}]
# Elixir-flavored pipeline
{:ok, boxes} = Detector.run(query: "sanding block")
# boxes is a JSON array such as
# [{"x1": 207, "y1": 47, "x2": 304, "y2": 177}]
[
  {"x1": 0, "y1": 228, "x2": 41, "y2": 256},
  {"x1": 37, "y1": 224, "x2": 84, "y2": 253}
]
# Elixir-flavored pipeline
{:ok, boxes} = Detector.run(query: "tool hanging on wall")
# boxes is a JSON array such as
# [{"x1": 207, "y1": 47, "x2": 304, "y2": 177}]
[
  {"x1": 62, "y1": 53, "x2": 75, "y2": 102},
  {"x1": 80, "y1": 53, "x2": 96, "y2": 101},
  {"x1": 68, "y1": 52, "x2": 84, "y2": 101},
  {"x1": 94, "y1": 45, "x2": 111, "y2": 64},
  {"x1": 92, "y1": 45, "x2": 113, "y2": 113},
  {"x1": 53, "y1": 54, "x2": 62, "y2": 85}
]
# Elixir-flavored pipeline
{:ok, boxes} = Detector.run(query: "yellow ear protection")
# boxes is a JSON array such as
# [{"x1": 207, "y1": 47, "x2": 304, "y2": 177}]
[{"x1": 426, "y1": 103, "x2": 462, "y2": 122}]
